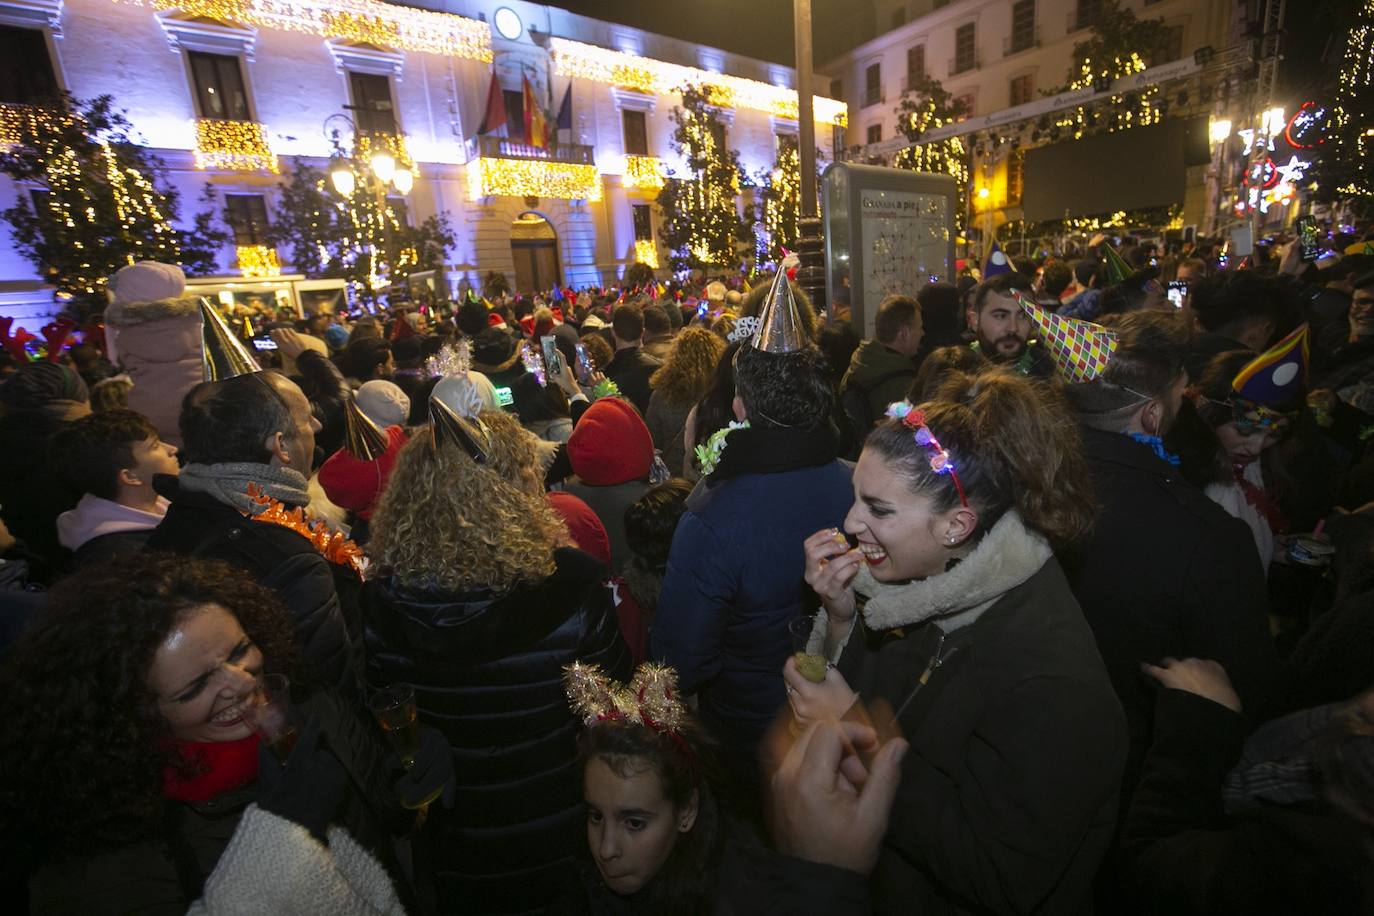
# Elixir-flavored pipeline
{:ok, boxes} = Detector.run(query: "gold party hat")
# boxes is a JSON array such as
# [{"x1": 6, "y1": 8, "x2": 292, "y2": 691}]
[
  {"x1": 428, "y1": 392, "x2": 491, "y2": 464},
  {"x1": 344, "y1": 395, "x2": 390, "y2": 461},
  {"x1": 749, "y1": 268, "x2": 806, "y2": 353},
  {"x1": 200, "y1": 298, "x2": 260, "y2": 381}
]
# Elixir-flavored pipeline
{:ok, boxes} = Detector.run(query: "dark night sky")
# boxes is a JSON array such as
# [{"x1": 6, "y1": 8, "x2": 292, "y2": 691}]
[{"x1": 547, "y1": 0, "x2": 838, "y2": 67}]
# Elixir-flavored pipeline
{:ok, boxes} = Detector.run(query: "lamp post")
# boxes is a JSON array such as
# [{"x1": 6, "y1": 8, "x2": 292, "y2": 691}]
[
  {"x1": 324, "y1": 112, "x2": 415, "y2": 309},
  {"x1": 793, "y1": 0, "x2": 827, "y2": 316}
]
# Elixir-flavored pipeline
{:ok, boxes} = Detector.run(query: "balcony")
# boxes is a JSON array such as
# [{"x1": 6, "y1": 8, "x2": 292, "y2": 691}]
[
  {"x1": 236, "y1": 245, "x2": 281, "y2": 279},
  {"x1": 194, "y1": 119, "x2": 278, "y2": 173},
  {"x1": 466, "y1": 136, "x2": 601, "y2": 202},
  {"x1": 623, "y1": 155, "x2": 667, "y2": 191},
  {"x1": 948, "y1": 52, "x2": 980, "y2": 76},
  {"x1": 1004, "y1": 27, "x2": 1040, "y2": 57}
]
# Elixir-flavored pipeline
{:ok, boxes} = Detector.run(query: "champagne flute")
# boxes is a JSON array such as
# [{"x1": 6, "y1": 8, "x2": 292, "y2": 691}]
[
  {"x1": 243, "y1": 674, "x2": 300, "y2": 763},
  {"x1": 368, "y1": 684, "x2": 441, "y2": 819}
]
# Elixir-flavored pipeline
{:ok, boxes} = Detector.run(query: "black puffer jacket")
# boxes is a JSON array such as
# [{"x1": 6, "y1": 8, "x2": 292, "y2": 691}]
[
  {"x1": 363, "y1": 547, "x2": 631, "y2": 915},
  {"x1": 145, "y1": 476, "x2": 359, "y2": 695}
]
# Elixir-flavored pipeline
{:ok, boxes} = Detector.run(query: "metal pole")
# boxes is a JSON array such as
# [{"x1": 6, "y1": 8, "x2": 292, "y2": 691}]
[{"x1": 793, "y1": 0, "x2": 827, "y2": 316}]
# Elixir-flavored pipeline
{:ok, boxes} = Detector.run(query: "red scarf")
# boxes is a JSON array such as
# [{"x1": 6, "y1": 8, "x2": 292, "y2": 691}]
[
  {"x1": 162, "y1": 733, "x2": 262, "y2": 803},
  {"x1": 1233, "y1": 463, "x2": 1289, "y2": 535}
]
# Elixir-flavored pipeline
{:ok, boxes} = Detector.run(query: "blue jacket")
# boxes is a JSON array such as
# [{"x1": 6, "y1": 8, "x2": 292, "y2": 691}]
[{"x1": 651, "y1": 460, "x2": 854, "y2": 747}]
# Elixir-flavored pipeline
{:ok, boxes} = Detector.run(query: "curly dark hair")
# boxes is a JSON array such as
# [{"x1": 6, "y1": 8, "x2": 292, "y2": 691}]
[
  {"x1": 0, "y1": 554, "x2": 298, "y2": 862},
  {"x1": 734, "y1": 345, "x2": 834, "y2": 431},
  {"x1": 622, "y1": 479, "x2": 694, "y2": 610}
]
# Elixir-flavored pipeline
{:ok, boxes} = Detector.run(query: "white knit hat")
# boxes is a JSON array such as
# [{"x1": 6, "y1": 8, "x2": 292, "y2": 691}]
[
  {"x1": 110, "y1": 261, "x2": 186, "y2": 304},
  {"x1": 355, "y1": 380, "x2": 410, "y2": 429},
  {"x1": 432, "y1": 370, "x2": 499, "y2": 419}
]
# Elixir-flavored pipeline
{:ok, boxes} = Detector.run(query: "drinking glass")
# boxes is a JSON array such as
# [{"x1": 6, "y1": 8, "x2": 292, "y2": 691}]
[
  {"x1": 369, "y1": 684, "x2": 442, "y2": 816},
  {"x1": 243, "y1": 674, "x2": 300, "y2": 763}
]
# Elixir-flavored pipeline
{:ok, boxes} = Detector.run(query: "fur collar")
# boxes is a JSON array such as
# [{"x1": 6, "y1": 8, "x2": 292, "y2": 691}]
[
  {"x1": 856, "y1": 511, "x2": 1051, "y2": 634},
  {"x1": 104, "y1": 295, "x2": 203, "y2": 326}
]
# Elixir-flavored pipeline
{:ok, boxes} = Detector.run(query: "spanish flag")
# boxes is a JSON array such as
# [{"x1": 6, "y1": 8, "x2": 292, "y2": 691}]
[{"x1": 522, "y1": 75, "x2": 547, "y2": 149}]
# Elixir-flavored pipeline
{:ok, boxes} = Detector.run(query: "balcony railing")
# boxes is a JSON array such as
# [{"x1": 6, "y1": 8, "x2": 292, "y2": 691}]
[
  {"x1": 468, "y1": 135, "x2": 595, "y2": 166},
  {"x1": 623, "y1": 155, "x2": 666, "y2": 191},
  {"x1": 1004, "y1": 27, "x2": 1040, "y2": 56},
  {"x1": 948, "y1": 52, "x2": 980, "y2": 76},
  {"x1": 194, "y1": 119, "x2": 279, "y2": 173},
  {"x1": 0, "y1": 103, "x2": 41, "y2": 147}
]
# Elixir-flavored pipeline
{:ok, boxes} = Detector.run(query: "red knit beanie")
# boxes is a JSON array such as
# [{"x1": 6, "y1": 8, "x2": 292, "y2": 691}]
[{"x1": 567, "y1": 398, "x2": 653, "y2": 485}]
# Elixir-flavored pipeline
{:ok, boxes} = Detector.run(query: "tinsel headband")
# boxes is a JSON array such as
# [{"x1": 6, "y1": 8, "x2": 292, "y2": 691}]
[
  {"x1": 884, "y1": 401, "x2": 969, "y2": 508},
  {"x1": 564, "y1": 661, "x2": 698, "y2": 785}
]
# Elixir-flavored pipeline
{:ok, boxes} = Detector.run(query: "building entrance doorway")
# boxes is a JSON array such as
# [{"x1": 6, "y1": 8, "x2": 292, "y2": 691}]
[{"x1": 510, "y1": 212, "x2": 560, "y2": 293}]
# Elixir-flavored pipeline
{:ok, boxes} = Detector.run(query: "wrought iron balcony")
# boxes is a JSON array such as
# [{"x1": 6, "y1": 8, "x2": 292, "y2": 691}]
[{"x1": 468, "y1": 135, "x2": 595, "y2": 166}]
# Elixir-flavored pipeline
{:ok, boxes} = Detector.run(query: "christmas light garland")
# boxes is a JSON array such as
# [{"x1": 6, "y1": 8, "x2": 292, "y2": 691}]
[
  {"x1": 194, "y1": 118, "x2": 279, "y2": 173},
  {"x1": 355, "y1": 130, "x2": 414, "y2": 172},
  {"x1": 549, "y1": 37, "x2": 846, "y2": 127},
  {"x1": 466, "y1": 157, "x2": 602, "y2": 201},
  {"x1": 623, "y1": 155, "x2": 666, "y2": 190},
  {"x1": 237, "y1": 244, "x2": 281, "y2": 277},
  {"x1": 634, "y1": 238, "x2": 658, "y2": 268},
  {"x1": 112, "y1": 0, "x2": 492, "y2": 61}
]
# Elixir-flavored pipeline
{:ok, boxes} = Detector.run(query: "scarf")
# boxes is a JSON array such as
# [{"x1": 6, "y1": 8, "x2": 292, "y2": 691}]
[
  {"x1": 178, "y1": 462, "x2": 311, "y2": 515},
  {"x1": 854, "y1": 511, "x2": 1051, "y2": 634},
  {"x1": 162, "y1": 733, "x2": 261, "y2": 803},
  {"x1": 707, "y1": 423, "x2": 840, "y2": 485},
  {"x1": 1233, "y1": 461, "x2": 1288, "y2": 534}
]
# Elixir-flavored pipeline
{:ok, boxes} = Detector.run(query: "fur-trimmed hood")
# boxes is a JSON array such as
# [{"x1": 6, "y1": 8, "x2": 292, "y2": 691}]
[{"x1": 104, "y1": 295, "x2": 204, "y2": 327}]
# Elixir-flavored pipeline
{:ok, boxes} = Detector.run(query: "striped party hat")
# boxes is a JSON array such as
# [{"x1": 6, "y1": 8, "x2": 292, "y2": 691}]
[{"x1": 1012, "y1": 290, "x2": 1117, "y2": 383}]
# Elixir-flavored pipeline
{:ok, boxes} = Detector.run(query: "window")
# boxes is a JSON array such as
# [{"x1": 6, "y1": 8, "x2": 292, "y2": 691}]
[
  {"x1": 708, "y1": 119, "x2": 727, "y2": 153},
  {"x1": 632, "y1": 204, "x2": 653, "y2": 241},
  {"x1": 1009, "y1": 0, "x2": 1036, "y2": 53},
  {"x1": 891, "y1": 7, "x2": 906, "y2": 28},
  {"x1": 0, "y1": 26, "x2": 57, "y2": 105},
  {"x1": 867, "y1": 124, "x2": 882, "y2": 144},
  {"x1": 829, "y1": 77, "x2": 843, "y2": 100},
  {"x1": 503, "y1": 89, "x2": 524, "y2": 137},
  {"x1": 349, "y1": 71, "x2": 396, "y2": 134},
  {"x1": 188, "y1": 51, "x2": 250, "y2": 121},
  {"x1": 1156, "y1": 24, "x2": 1184, "y2": 65},
  {"x1": 864, "y1": 62, "x2": 881, "y2": 107},
  {"x1": 906, "y1": 46, "x2": 925, "y2": 88},
  {"x1": 1007, "y1": 150, "x2": 1025, "y2": 206},
  {"x1": 224, "y1": 194, "x2": 269, "y2": 245},
  {"x1": 1009, "y1": 74, "x2": 1034, "y2": 106},
  {"x1": 954, "y1": 93, "x2": 975, "y2": 120},
  {"x1": 1073, "y1": 0, "x2": 1102, "y2": 31},
  {"x1": 28, "y1": 188, "x2": 48, "y2": 215},
  {"x1": 953, "y1": 23, "x2": 976, "y2": 74},
  {"x1": 622, "y1": 109, "x2": 648, "y2": 156}
]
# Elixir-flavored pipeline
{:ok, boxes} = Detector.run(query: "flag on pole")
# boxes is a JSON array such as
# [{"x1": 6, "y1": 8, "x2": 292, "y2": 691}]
[
  {"x1": 522, "y1": 75, "x2": 547, "y2": 149},
  {"x1": 477, "y1": 70, "x2": 507, "y2": 136},
  {"x1": 555, "y1": 84, "x2": 572, "y2": 143}
]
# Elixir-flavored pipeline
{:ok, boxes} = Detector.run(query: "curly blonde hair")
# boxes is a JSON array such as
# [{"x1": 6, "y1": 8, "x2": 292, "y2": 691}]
[
  {"x1": 480, "y1": 408, "x2": 558, "y2": 494},
  {"x1": 649, "y1": 328, "x2": 726, "y2": 408},
  {"x1": 367, "y1": 428, "x2": 567, "y2": 594}
]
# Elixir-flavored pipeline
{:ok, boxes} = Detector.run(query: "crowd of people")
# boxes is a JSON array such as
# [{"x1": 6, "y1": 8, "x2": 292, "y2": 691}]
[{"x1": 1, "y1": 223, "x2": 1374, "y2": 915}]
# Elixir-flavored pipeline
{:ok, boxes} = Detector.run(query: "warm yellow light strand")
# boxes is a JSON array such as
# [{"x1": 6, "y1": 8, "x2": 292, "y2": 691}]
[
  {"x1": 467, "y1": 157, "x2": 602, "y2": 201},
  {"x1": 194, "y1": 118, "x2": 279, "y2": 172}
]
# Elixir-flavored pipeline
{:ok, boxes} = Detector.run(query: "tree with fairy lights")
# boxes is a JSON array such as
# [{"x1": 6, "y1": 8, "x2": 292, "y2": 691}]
[
  {"x1": 893, "y1": 74, "x2": 971, "y2": 231},
  {"x1": 1311, "y1": 0, "x2": 1374, "y2": 213},
  {"x1": 1046, "y1": 0, "x2": 1173, "y2": 140},
  {"x1": 268, "y1": 158, "x2": 454, "y2": 306},
  {"x1": 657, "y1": 85, "x2": 746, "y2": 271},
  {"x1": 0, "y1": 94, "x2": 224, "y2": 316},
  {"x1": 761, "y1": 134, "x2": 802, "y2": 253}
]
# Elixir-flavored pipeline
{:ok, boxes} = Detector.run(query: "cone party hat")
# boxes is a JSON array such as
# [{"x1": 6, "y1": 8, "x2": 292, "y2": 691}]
[
  {"x1": 344, "y1": 395, "x2": 391, "y2": 461},
  {"x1": 1012, "y1": 290, "x2": 1117, "y2": 383},
  {"x1": 428, "y1": 392, "x2": 491, "y2": 464},
  {"x1": 1102, "y1": 245, "x2": 1133, "y2": 286},
  {"x1": 983, "y1": 239, "x2": 1013, "y2": 278},
  {"x1": 1232, "y1": 324, "x2": 1310, "y2": 405},
  {"x1": 749, "y1": 266, "x2": 806, "y2": 353},
  {"x1": 200, "y1": 298, "x2": 260, "y2": 381}
]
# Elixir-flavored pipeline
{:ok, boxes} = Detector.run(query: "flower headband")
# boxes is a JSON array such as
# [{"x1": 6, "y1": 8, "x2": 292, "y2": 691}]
[
  {"x1": 885, "y1": 401, "x2": 969, "y2": 508},
  {"x1": 564, "y1": 661, "x2": 698, "y2": 784}
]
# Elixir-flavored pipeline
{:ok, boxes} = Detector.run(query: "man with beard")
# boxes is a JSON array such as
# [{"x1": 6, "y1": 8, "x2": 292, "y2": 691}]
[
  {"x1": 965, "y1": 272, "x2": 1055, "y2": 377},
  {"x1": 1050, "y1": 310, "x2": 1276, "y2": 807}
]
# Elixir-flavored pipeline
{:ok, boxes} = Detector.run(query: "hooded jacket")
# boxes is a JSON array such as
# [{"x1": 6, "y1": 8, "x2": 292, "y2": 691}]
[
  {"x1": 839, "y1": 339, "x2": 918, "y2": 428},
  {"x1": 813, "y1": 512, "x2": 1127, "y2": 916},
  {"x1": 362, "y1": 547, "x2": 631, "y2": 914},
  {"x1": 104, "y1": 295, "x2": 204, "y2": 448},
  {"x1": 56, "y1": 492, "x2": 167, "y2": 564}
]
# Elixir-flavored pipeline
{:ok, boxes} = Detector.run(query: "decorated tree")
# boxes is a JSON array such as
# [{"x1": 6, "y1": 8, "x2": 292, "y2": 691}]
[
  {"x1": 657, "y1": 85, "x2": 746, "y2": 271},
  {"x1": 0, "y1": 94, "x2": 225, "y2": 316},
  {"x1": 893, "y1": 74, "x2": 971, "y2": 230},
  {"x1": 267, "y1": 157, "x2": 454, "y2": 307},
  {"x1": 761, "y1": 134, "x2": 802, "y2": 254},
  {"x1": 623, "y1": 261, "x2": 656, "y2": 288},
  {"x1": 1047, "y1": 0, "x2": 1174, "y2": 140},
  {"x1": 1311, "y1": 0, "x2": 1374, "y2": 213}
]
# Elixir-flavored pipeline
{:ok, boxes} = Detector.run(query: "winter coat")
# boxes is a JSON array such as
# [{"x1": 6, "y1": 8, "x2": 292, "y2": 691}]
[
  {"x1": 641, "y1": 333, "x2": 675, "y2": 362},
  {"x1": 1062, "y1": 427, "x2": 1278, "y2": 800},
  {"x1": 27, "y1": 690, "x2": 409, "y2": 915},
  {"x1": 839, "y1": 340, "x2": 918, "y2": 429},
  {"x1": 104, "y1": 295, "x2": 204, "y2": 448},
  {"x1": 602, "y1": 346, "x2": 662, "y2": 415},
  {"x1": 317, "y1": 426, "x2": 408, "y2": 523},
  {"x1": 362, "y1": 547, "x2": 632, "y2": 914},
  {"x1": 645, "y1": 389, "x2": 695, "y2": 476},
  {"x1": 292, "y1": 349, "x2": 352, "y2": 463},
  {"x1": 653, "y1": 433, "x2": 853, "y2": 750},
  {"x1": 814, "y1": 512, "x2": 1127, "y2": 916},
  {"x1": 145, "y1": 476, "x2": 359, "y2": 696},
  {"x1": 564, "y1": 480, "x2": 650, "y2": 575},
  {"x1": 0, "y1": 409, "x2": 79, "y2": 579},
  {"x1": 1122, "y1": 689, "x2": 1374, "y2": 915}
]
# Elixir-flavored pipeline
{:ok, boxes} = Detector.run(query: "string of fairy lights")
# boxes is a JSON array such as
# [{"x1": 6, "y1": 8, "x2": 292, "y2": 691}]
[
  {"x1": 763, "y1": 137, "x2": 801, "y2": 256},
  {"x1": 194, "y1": 119, "x2": 279, "y2": 173},
  {"x1": 1333, "y1": 0, "x2": 1374, "y2": 198},
  {"x1": 236, "y1": 244, "x2": 282, "y2": 277},
  {"x1": 633, "y1": 238, "x2": 659, "y2": 269},
  {"x1": 671, "y1": 89, "x2": 741, "y2": 267},
  {"x1": 1055, "y1": 53, "x2": 1161, "y2": 140},
  {"x1": 623, "y1": 155, "x2": 667, "y2": 191}
]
